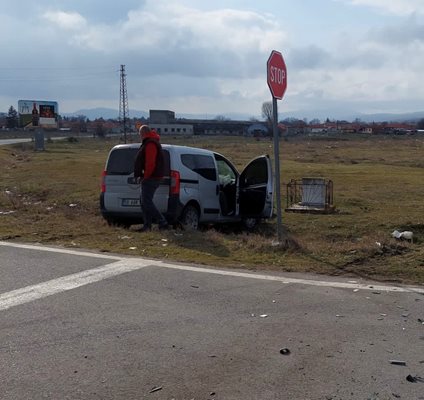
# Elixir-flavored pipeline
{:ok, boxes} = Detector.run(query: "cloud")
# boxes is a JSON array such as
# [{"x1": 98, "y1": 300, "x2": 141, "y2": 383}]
[
  {"x1": 368, "y1": 16, "x2": 424, "y2": 46},
  {"x1": 2, "y1": 1, "x2": 424, "y2": 117},
  {"x1": 289, "y1": 45, "x2": 332, "y2": 69},
  {"x1": 37, "y1": 1, "x2": 287, "y2": 79},
  {"x1": 339, "y1": 0, "x2": 424, "y2": 15},
  {"x1": 43, "y1": 10, "x2": 87, "y2": 30}
]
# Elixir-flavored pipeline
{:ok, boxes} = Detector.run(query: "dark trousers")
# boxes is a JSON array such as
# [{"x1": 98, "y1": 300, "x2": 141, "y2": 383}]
[{"x1": 141, "y1": 179, "x2": 167, "y2": 228}]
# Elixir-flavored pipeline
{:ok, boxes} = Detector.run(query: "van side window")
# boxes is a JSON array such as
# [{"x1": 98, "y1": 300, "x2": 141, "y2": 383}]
[{"x1": 181, "y1": 154, "x2": 217, "y2": 181}]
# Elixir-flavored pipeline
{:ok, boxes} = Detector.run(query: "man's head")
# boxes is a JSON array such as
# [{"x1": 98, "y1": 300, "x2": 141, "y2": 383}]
[{"x1": 139, "y1": 124, "x2": 151, "y2": 139}]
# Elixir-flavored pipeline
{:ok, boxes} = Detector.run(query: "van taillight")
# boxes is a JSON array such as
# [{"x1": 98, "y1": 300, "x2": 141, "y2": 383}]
[
  {"x1": 101, "y1": 170, "x2": 107, "y2": 193},
  {"x1": 170, "y1": 170, "x2": 180, "y2": 195}
]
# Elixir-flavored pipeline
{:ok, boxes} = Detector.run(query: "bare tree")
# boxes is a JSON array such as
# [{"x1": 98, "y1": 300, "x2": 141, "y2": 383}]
[{"x1": 261, "y1": 101, "x2": 273, "y2": 136}]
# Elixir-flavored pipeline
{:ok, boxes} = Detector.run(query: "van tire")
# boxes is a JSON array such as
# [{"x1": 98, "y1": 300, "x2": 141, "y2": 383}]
[
  {"x1": 242, "y1": 217, "x2": 259, "y2": 230},
  {"x1": 180, "y1": 205, "x2": 200, "y2": 230}
]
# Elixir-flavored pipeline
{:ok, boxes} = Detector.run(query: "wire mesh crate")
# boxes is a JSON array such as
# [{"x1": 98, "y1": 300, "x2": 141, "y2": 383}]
[{"x1": 285, "y1": 178, "x2": 335, "y2": 214}]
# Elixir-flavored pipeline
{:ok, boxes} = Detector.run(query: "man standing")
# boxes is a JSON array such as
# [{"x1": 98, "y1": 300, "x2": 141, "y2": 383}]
[{"x1": 134, "y1": 125, "x2": 168, "y2": 231}]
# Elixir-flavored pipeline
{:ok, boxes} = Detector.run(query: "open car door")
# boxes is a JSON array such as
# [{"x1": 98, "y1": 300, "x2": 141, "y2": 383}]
[{"x1": 238, "y1": 155, "x2": 274, "y2": 218}]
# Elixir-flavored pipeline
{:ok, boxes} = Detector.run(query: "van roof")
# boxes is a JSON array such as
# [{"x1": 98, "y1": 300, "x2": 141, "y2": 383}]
[{"x1": 111, "y1": 143, "x2": 215, "y2": 156}]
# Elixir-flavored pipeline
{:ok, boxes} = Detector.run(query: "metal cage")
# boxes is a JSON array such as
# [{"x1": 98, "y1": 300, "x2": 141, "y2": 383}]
[{"x1": 286, "y1": 178, "x2": 335, "y2": 214}]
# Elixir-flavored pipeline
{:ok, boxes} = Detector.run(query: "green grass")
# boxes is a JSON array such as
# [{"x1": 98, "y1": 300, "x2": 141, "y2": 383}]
[{"x1": 1, "y1": 134, "x2": 423, "y2": 285}]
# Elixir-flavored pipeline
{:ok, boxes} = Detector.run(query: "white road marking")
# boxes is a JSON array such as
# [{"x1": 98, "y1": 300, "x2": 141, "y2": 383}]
[
  {"x1": 0, "y1": 241, "x2": 121, "y2": 260},
  {"x1": 1, "y1": 241, "x2": 423, "y2": 313},
  {"x1": 0, "y1": 259, "x2": 152, "y2": 311},
  {"x1": 155, "y1": 261, "x2": 424, "y2": 294}
]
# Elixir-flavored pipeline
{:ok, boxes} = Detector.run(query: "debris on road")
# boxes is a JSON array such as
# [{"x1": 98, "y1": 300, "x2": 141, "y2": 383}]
[
  {"x1": 280, "y1": 348, "x2": 291, "y2": 355},
  {"x1": 260, "y1": 314, "x2": 268, "y2": 318},
  {"x1": 149, "y1": 386, "x2": 163, "y2": 393},
  {"x1": 406, "y1": 374, "x2": 424, "y2": 383},
  {"x1": 389, "y1": 360, "x2": 406, "y2": 366}
]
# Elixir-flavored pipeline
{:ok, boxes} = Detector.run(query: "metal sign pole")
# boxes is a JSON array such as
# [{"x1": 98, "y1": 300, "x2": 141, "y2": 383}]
[{"x1": 272, "y1": 97, "x2": 282, "y2": 242}]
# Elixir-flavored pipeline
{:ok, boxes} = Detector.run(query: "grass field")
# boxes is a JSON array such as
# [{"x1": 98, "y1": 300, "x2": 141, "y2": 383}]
[{"x1": 1, "y1": 133, "x2": 423, "y2": 285}]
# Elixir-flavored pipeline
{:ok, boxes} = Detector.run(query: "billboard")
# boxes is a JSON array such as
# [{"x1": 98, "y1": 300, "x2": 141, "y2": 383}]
[{"x1": 18, "y1": 100, "x2": 58, "y2": 129}]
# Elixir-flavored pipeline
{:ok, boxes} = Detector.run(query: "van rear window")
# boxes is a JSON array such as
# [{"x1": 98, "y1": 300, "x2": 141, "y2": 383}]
[
  {"x1": 106, "y1": 148, "x2": 139, "y2": 175},
  {"x1": 107, "y1": 148, "x2": 170, "y2": 175}
]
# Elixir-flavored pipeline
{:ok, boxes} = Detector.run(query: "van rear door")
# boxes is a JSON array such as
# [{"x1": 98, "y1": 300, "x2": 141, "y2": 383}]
[
  {"x1": 103, "y1": 147, "x2": 170, "y2": 214},
  {"x1": 103, "y1": 147, "x2": 141, "y2": 212},
  {"x1": 238, "y1": 155, "x2": 273, "y2": 218}
]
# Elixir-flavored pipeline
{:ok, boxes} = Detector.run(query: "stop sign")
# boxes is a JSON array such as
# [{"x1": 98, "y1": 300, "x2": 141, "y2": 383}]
[{"x1": 267, "y1": 50, "x2": 287, "y2": 100}]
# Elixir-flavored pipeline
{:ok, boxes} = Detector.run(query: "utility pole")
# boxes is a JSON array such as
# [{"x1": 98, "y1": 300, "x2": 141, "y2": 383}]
[{"x1": 119, "y1": 65, "x2": 129, "y2": 143}]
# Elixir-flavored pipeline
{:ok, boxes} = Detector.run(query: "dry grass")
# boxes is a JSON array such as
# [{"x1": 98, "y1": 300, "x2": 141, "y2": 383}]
[{"x1": 0, "y1": 134, "x2": 423, "y2": 285}]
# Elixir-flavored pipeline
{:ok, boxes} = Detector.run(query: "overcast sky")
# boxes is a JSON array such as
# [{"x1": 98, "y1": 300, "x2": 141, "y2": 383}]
[{"x1": 1, "y1": 0, "x2": 423, "y2": 119}]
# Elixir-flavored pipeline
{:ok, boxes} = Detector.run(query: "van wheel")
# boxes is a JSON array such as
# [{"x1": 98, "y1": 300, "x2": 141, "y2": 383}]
[
  {"x1": 180, "y1": 205, "x2": 200, "y2": 230},
  {"x1": 242, "y1": 217, "x2": 259, "y2": 230}
]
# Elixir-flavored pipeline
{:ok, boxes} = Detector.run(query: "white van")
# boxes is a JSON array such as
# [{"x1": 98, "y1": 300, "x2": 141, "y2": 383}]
[{"x1": 100, "y1": 144, "x2": 274, "y2": 230}]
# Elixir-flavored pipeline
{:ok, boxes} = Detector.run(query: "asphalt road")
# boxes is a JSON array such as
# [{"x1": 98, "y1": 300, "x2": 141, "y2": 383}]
[
  {"x1": 0, "y1": 138, "x2": 36, "y2": 146},
  {"x1": 0, "y1": 137, "x2": 66, "y2": 146},
  {"x1": 1, "y1": 241, "x2": 423, "y2": 400}
]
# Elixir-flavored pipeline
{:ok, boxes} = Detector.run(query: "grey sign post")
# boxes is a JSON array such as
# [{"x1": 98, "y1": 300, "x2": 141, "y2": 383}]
[
  {"x1": 34, "y1": 129, "x2": 45, "y2": 151},
  {"x1": 267, "y1": 50, "x2": 287, "y2": 242}
]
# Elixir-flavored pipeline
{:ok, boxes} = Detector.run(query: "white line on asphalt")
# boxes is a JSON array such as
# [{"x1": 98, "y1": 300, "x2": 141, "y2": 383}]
[
  {"x1": 153, "y1": 261, "x2": 424, "y2": 295},
  {"x1": 1, "y1": 242, "x2": 423, "y2": 307},
  {"x1": 0, "y1": 259, "x2": 152, "y2": 311},
  {"x1": 0, "y1": 241, "x2": 122, "y2": 260}
]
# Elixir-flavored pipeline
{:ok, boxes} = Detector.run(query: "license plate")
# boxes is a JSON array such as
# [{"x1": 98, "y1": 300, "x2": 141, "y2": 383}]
[{"x1": 121, "y1": 198, "x2": 140, "y2": 207}]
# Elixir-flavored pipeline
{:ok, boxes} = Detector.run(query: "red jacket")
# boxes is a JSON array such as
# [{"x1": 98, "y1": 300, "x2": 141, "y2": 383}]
[{"x1": 134, "y1": 129, "x2": 164, "y2": 180}]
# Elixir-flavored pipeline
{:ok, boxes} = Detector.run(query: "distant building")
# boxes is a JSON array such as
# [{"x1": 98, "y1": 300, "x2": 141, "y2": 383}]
[
  {"x1": 152, "y1": 124, "x2": 194, "y2": 135},
  {"x1": 149, "y1": 110, "x2": 175, "y2": 124},
  {"x1": 147, "y1": 109, "x2": 252, "y2": 136},
  {"x1": 148, "y1": 109, "x2": 192, "y2": 135}
]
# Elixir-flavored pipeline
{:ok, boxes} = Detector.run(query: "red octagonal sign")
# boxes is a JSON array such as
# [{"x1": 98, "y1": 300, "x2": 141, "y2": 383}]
[{"x1": 267, "y1": 50, "x2": 287, "y2": 100}]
